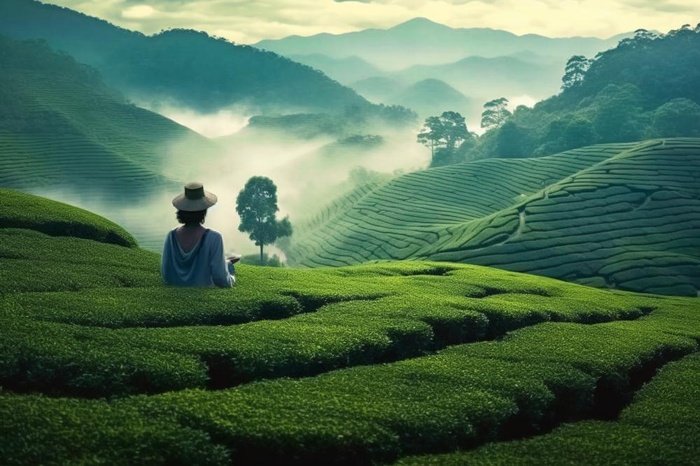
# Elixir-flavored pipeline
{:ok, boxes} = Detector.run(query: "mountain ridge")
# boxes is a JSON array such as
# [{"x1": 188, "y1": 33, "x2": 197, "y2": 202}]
[
  {"x1": 255, "y1": 17, "x2": 627, "y2": 70},
  {"x1": 0, "y1": 0, "x2": 371, "y2": 114}
]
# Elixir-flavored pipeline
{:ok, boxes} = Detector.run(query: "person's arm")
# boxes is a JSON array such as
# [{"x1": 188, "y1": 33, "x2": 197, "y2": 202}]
[{"x1": 209, "y1": 232, "x2": 234, "y2": 288}]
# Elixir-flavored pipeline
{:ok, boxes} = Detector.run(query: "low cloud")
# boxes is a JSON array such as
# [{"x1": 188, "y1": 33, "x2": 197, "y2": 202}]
[{"x1": 122, "y1": 4, "x2": 156, "y2": 19}]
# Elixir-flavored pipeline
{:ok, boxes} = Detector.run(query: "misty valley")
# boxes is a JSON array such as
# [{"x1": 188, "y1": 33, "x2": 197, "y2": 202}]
[{"x1": 1, "y1": 0, "x2": 699, "y2": 465}]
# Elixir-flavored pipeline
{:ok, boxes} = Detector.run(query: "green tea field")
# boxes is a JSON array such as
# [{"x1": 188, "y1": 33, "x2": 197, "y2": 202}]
[
  {"x1": 285, "y1": 138, "x2": 700, "y2": 297},
  {"x1": 1, "y1": 189, "x2": 699, "y2": 465}
]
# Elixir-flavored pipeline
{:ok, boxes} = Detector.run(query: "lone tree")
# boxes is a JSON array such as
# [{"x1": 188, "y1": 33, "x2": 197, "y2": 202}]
[
  {"x1": 417, "y1": 111, "x2": 472, "y2": 166},
  {"x1": 480, "y1": 97, "x2": 512, "y2": 131},
  {"x1": 561, "y1": 55, "x2": 591, "y2": 89},
  {"x1": 236, "y1": 176, "x2": 292, "y2": 262}
]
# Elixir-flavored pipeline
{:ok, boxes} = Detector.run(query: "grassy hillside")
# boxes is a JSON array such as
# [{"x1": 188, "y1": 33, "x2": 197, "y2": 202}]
[
  {"x1": 283, "y1": 138, "x2": 700, "y2": 296},
  {"x1": 0, "y1": 189, "x2": 136, "y2": 247},
  {"x1": 0, "y1": 35, "x2": 215, "y2": 199},
  {"x1": 1, "y1": 189, "x2": 699, "y2": 465}
]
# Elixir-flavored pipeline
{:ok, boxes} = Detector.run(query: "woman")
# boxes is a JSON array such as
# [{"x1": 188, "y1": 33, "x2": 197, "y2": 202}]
[{"x1": 161, "y1": 182, "x2": 236, "y2": 287}]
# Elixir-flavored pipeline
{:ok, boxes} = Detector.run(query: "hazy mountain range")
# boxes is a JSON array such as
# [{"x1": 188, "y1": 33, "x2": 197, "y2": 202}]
[
  {"x1": 255, "y1": 18, "x2": 626, "y2": 70},
  {"x1": 256, "y1": 17, "x2": 629, "y2": 124}
]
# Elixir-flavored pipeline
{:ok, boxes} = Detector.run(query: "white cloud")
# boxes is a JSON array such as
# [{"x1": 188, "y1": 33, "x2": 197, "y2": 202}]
[{"x1": 122, "y1": 4, "x2": 156, "y2": 19}]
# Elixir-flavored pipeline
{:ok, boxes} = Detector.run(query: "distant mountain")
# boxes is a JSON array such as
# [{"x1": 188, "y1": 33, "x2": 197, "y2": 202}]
[
  {"x1": 394, "y1": 55, "x2": 562, "y2": 101},
  {"x1": 256, "y1": 18, "x2": 622, "y2": 122},
  {"x1": 282, "y1": 138, "x2": 700, "y2": 297},
  {"x1": 0, "y1": 0, "x2": 370, "y2": 114},
  {"x1": 388, "y1": 79, "x2": 474, "y2": 121},
  {"x1": 287, "y1": 54, "x2": 382, "y2": 85},
  {"x1": 348, "y1": 77, "x2": 471, "y2": 119},
  {"x1": 351, "y1": 77, "x2": 405, "y2": 104},
  {"x1": 255, "y1": 17, "x2": 626, "y2": 71}
]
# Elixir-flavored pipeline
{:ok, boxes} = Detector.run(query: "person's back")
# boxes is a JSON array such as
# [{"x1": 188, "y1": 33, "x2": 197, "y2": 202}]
[{"x1": 161, "y1": 182, "x2": 235, "y2": 288}]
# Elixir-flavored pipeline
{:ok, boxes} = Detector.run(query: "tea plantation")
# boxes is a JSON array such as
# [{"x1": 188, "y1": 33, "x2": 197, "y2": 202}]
[
  {"x1": 1, "y1": 190, "x2": 699, "y2": 465},
  {"x1": 285, "y1": 138, "x2": 700, "y2": 297}
]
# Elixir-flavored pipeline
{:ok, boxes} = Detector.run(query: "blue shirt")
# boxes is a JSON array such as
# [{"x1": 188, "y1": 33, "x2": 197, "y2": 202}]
[{"x1": 161, "y1": 228, "x2": 235, "y2": 287}]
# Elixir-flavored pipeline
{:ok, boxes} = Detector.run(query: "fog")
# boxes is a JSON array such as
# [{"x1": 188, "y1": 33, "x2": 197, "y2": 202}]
[
  {"x1": 141, "y1": 102, "x2": 251, "y2": 138},
  {"x1": 42, "y1": 106, "x2": 430, "y2": 259}
]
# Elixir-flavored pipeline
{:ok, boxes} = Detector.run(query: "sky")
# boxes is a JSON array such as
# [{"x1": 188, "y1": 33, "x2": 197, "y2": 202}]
[{"x1": 42, "y1": 0, "x2": 699, "y2": 44}]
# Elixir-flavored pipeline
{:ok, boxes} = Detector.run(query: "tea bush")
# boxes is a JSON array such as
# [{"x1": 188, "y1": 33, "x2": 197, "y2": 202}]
[
  {"x1": 0, "y1": 317, "x2": 208, "y2": 397},
  {"x1": 2, "y1": 189, "x2": 700, "y2": 464},
  {"x1": 0, "y1": 189, "x2": 137, "y2": 246},
  {"x1": 0, "y1": 391, "x2": 229, "y2": 465},
  {"x1": 397, "y1": 353, "x2": 700, "y2": 465}
]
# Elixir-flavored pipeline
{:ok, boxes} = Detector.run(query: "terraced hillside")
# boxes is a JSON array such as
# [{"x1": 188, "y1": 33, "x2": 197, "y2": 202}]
[
  {"x1": 284, "y1": 138, "x2": 700, "y2": 296},
  {"x1": 0, "y1": 35, "x2": 216, "y2": 200},
  {"x1": 1, "y1": 189, "x2": 699, "y2": 465}
]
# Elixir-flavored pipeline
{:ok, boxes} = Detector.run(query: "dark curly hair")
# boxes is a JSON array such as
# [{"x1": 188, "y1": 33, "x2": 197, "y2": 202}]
[{"x1": 176, "y1": 209, "x2": 207, "y2": 225}]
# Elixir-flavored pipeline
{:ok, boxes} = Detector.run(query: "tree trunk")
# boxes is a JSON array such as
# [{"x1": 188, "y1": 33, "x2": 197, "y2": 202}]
[{"x1": 259, "y1": 244, "x2": 264, "y2": 264}]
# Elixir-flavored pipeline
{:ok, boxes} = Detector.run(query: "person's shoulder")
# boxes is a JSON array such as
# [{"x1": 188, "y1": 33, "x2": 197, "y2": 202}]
[{"x1": 204, "y1": 228, "x2": 224, "y2": 241}]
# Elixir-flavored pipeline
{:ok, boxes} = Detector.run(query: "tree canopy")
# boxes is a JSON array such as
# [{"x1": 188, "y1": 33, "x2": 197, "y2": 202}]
[
  {"x1": 481, "y1": 97, "x2": 512, "y2": 131},
  {"x1": 460, "y1": 23, "x2": 700, "y2": 160},
  {"x1": 417, "y1": 111, "x2": 474, "y2": 167}
]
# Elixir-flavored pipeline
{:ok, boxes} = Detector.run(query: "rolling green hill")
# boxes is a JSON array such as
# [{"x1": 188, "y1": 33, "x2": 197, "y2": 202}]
[
  {"x1": 0, "y1": 35, "x2": 215, "y2": 199},
  {"x1": 1, "y1": 189, "x2": 699, "y2": 465},
  {"x1": 283, "y1": 138, "x2": 700, "y2": 296},
  {"x1": 0, "y1": 35, "x2": 227, "y2": 248}
]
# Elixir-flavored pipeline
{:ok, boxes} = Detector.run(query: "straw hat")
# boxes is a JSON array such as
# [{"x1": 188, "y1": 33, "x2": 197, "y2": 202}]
[{"x1": 172, "y1": 182, "x2": 218, "y2": 211}]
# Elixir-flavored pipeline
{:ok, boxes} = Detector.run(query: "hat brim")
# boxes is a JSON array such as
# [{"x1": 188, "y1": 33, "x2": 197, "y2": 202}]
[{"x1": 172, "y1": 191, "x2": 218, "y2": 211}]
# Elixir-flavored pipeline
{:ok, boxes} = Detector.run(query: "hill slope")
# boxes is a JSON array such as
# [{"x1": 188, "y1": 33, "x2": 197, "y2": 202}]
[
  {"x1": 283, "y1": 138, "x2": 700, "y2": 296},
  {"x1": 0, "y1": 35, "x2": 228, "y2": 249},
  {"x1": 1, "y1": 189, "x2": 699, "y2": 465},
  {"x1": 0, "y1": 35, "x2": 214, "y2": 199},
  {"x1": 0, "y1": 0, "x2": 370, "y2": 114},
  {"x1": 470, "y1": 25, "x2": 700, "y2": 159}
]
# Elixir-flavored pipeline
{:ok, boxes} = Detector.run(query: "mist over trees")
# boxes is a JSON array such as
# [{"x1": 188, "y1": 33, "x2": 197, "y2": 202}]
[{"x1": 422, "y1": 24, "x2": 700, "y2": 163}]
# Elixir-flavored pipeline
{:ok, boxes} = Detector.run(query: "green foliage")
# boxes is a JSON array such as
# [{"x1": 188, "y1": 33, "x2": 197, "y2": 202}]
[
  {"x1": 561, "y1": 55, "x2": 591, "y2": 89},
  {"x1": 0, "y1": 392, "x2": 229, "y2": 465},
  {"x1": 241, "y1": 252, "x2": 283, "y2": 267},
  {"x1": 496, "y1": 120, "x2": 530, "y2": 157},
  {"x1": 650, "y1": 97, "x2": 700, "y2": 137},
  {"x1": 1, "y1": 190, "x2": 700, "y2": 465},
  {"x1": 0, "y1": 317, "x2": 209, "y2": 397},
  {"x1": 0, "y1": 228, "x2": 161, "y2": 294},
  {"x1": 468, "y1": 25, "x2": 700, "y2": 159},
  {"x1": 0, "y1": 35, "x2": 207, "y2": 215},
  {"x1": 399, "y1": 352, "x2": 700, "y2": 466},
  {"x1": 236, "y1": 176, "x2": 292, "y2": 262}
]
